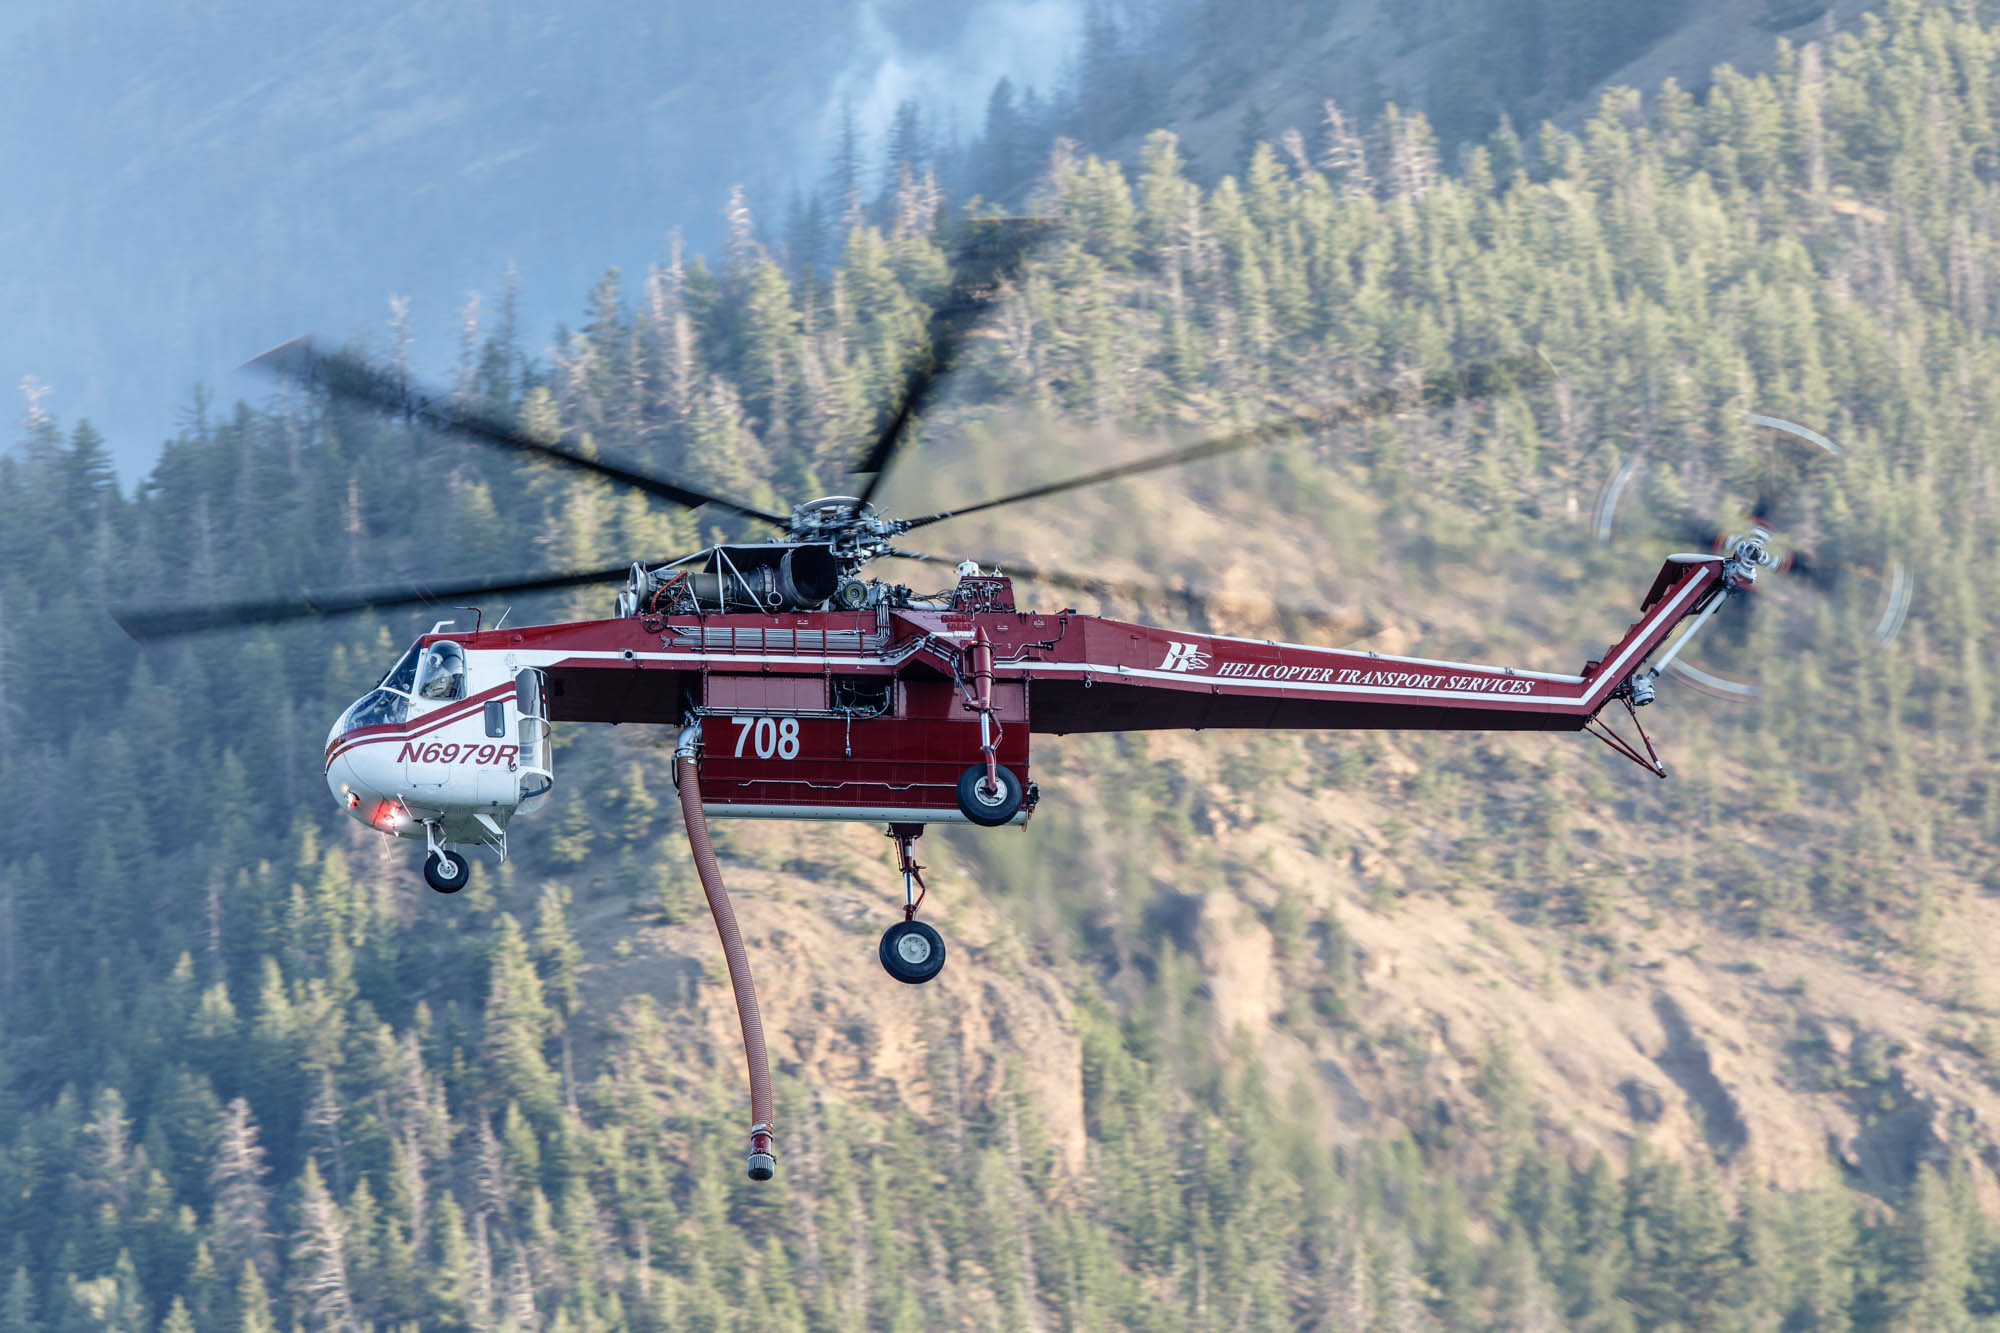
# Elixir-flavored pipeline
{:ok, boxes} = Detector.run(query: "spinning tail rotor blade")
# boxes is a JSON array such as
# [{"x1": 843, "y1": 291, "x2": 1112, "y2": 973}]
[
  {"x1": 113, "y1": 563, "x2": 635, "y2": 640},
  {"x1": 1750, "y1": 490, "x2": 1782, "y2": 529},
  {"x1": 1589, "y1": 417, "x2": 1910, "y2": 700},
  {"x1": 900, "y1": 355, "x2": 1551, "y2": 531},
  {"x1": 245, "y1": 337, "x2": 789, "y2": 528},
  {"x1": 849, "y1": 217, "x2": 1054, "y2": 509}
]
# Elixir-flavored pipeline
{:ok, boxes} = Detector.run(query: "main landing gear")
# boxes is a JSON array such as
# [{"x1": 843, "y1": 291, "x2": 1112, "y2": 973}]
[
  {"x1": 880, "y1": 824, "x2": 946, "y2": 984},
  {"x1": 956, "y1": 763, "x2": 1024, "y2": 825}
]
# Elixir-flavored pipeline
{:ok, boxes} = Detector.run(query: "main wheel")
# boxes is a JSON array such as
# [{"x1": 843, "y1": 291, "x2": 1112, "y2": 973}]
[
  {"x1": 879, "y1": 919, "x2": 946, "y2": 984},
  {"x1": 424, "y1": 849, "x2": 470, "y2": 893},
  {"x1": 955, "y1": 764, "x2": 1023, "y2": 826}
]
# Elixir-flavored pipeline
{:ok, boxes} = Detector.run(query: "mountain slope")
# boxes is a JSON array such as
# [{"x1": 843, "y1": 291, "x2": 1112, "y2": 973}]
[
  {"x1": 8, "y1": 2, "x2": 2000, "y2": 1327},
  {"x1": 1118, "y1": 0, "x2": 1885, "y2": 179}
]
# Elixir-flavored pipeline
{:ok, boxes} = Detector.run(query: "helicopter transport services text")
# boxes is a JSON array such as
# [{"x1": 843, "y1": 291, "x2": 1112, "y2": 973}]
[{"x1": 1210, "y1": 661, "x2": 1539, "y2": 693}]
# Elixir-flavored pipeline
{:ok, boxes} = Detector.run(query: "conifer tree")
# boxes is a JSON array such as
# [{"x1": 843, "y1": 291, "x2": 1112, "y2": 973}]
[
  {"x1": 284, "y1": 1159, "x2": 354, "y2": 1332},
  {"x1": 483, "y1": 916, "x2": 560, "y2": 1121},
  {"x1": 234, "y1": 1260, "x2": 275, "y2": 1333},
  {"x1": 0, "y1": 1267, "x2": 34, "y2": 1333},
  {"x1": 159, "y1": 1295, "x2": 196, "y2": 1333},
  {"x1": 208, "y1": 1100, "x2": 274, "y2": 1284}
]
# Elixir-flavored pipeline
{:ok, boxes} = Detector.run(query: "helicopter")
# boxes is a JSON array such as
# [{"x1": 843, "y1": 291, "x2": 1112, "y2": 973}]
[{"x1": 116, "y1": 218, "x2": 1869, "y2": 1179}]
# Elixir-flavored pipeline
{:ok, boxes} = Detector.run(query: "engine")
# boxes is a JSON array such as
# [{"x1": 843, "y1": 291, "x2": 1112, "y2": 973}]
[{"x1": 617, "y1": 543, "x2": 858, "y2": 617}]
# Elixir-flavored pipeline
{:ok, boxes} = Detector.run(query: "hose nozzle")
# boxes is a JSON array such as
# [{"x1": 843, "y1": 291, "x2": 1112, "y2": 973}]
[{"x1": 747, "y1": 1125, "x2": 777, "y2": 1181}]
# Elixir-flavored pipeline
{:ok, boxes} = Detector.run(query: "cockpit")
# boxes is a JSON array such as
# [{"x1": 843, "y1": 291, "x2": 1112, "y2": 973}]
[{"x1": 328, "y1": 638, "x2": 466, "y2": 742}]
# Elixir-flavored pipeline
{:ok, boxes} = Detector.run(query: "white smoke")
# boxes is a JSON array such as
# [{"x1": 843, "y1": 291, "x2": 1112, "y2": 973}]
[{"x1": 818, "y1": 0, "x2": 1088, "y2": 165}]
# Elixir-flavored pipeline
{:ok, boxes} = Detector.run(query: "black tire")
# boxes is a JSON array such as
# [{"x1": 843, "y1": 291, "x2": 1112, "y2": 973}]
[
  {"x1": 879, "y1": 919, "x2": 946, "y2": 984},
  {"x1": 424, "y1": 849, "x2": 470, "y2": 894},
  {"x1": 955, "y1": 764, "x2": 1023, "y2": 826}
]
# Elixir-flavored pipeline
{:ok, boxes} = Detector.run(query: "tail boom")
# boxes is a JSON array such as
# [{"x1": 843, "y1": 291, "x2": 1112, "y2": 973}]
[{"x1": 1024, "y1": 555, "x2": 1726, "y2": 736}]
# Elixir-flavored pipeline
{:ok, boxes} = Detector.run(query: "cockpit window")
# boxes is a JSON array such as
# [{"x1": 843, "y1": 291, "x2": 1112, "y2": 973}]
[
  {"x1": 379, "y1": 643, "x2": 421, "y2": 694},
  {"x1": 337, "y1": 689, "x2": 410, "y2": 735},
  {"x1": 417, "y1": 641, "x2": 466, "y2": 702}
]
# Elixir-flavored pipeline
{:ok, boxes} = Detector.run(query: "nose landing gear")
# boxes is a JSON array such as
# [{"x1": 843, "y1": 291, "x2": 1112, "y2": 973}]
[
  {"x1": 420, "y1": 821, "x2": 471, "y2": 893},
  {"x1": 424, "y1": 848, "x2": 470, "y2": 893},
  {"x1": 879, "y1": 824, "x2": 946, "y2": 984}
]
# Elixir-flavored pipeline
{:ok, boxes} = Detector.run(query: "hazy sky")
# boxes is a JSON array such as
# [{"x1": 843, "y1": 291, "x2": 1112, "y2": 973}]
[{"x1": 2, "y1": 0, "x2": 1087, "y2": 478}]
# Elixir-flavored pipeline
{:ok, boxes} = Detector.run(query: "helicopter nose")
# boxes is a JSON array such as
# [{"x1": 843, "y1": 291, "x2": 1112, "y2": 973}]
[
  {"x1": 328, "y1": 754, "x2": 369, "y2": 821},
  {"x1": 330, "y1": 746, "x2": 419, "y2": 837}
]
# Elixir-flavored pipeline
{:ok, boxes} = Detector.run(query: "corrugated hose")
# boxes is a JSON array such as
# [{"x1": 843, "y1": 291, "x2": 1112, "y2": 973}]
[{"x1": 675, "y1": 725, "x2": 776, "y2": 1180}]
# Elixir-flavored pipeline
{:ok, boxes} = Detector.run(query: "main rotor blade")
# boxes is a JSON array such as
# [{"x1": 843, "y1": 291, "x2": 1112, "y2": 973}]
[
  {"x1": 246, "y1": 337, "x2": 789, "y2": 528},
  {"x1": 850, "y1": 217, "x2": 1053, "y2": 508},
  {"x1": 900, "y1": 355, "x2": 1551, "y2": 531},
  {"x1": 896, "y1": 552, "x2": 1370, "y2": 641},
  {"x1": 113, "y1": 563, "x2": 634, "y2": 640}
]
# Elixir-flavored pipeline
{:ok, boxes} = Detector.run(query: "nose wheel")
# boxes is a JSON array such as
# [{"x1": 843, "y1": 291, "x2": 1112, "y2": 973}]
[
  {"x1": 419, "y1": 822, "x2": 471, "y2": 893},
  {"x1": 424, "y1": 849, "x2": 470, "y2": 893},
  {"x1": 880, "y1": 824, "x2": 946, "y2": 984}
]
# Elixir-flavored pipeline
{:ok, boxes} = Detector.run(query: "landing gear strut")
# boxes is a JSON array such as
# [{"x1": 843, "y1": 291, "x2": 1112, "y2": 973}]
[
  {"x1": 879, "y1": 824, "x2": 946, "y2": 984},
  {"x1": 954, "y1": 627, "x2": 1025, "y2": 827},
  {"x1": 421, "y1": 822, "x2": 471, "y2": 893}
]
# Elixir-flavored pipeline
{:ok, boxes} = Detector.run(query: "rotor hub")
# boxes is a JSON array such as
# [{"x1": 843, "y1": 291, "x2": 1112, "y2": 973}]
[
  {"x1": 787, "y1": 496, "x2": 910, "y2": 561},
  {"x1": 1722, "y1": 525, "x2": 1776, "y2": 589}
]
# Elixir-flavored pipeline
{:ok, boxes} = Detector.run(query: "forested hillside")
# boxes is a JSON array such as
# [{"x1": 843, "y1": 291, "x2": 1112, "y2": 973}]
[{"x1": 10, "y1": 1, "x2": 2000, "y2": 1327}]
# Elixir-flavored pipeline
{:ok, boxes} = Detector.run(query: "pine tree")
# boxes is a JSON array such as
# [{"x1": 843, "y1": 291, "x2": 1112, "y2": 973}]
[
  {"x1": 532, "y1": 887, "x2": 583, "y2": 1023},
  {"x1": 742, "y1": 261, "x2": 800, "y2": 449},
  {"x1": 828, "y1": 98, "x2": 864, "y2": 231},
  {"x1": 57, "y1": 420, "x2": 117, "y2": 537},
  {"x1": 285, "y1": 1159, "x2": 355, "y2": 1332},
  {"x1": 1893, "y1": 1164, "x2": 1975, "y2": 1329},
  {"x1": 982, "y1": 77, "x2": 1025, "y2": 194},
  {"x1": 483, "y1": 916, "x2": 560, "y2": 1121},
  {"x1": 208, "y1": 1099, "x2": 274, "y2": 1283},
  {"x1": 0, "y1": 1267, "x2": 36, "y2": 1333},
  {"x1": 883, "y1": 100, "x2": 927, "y2": 203},
  {"x1": 427, "y1": 1195, "x2": 476, "y2": 1325},
  {"x1": 235, "y1": 1260, "x2": 276, "y2": 1333},
  {"x1": 160, "y1": 1295, "x2": 196, "y2": 1333}
]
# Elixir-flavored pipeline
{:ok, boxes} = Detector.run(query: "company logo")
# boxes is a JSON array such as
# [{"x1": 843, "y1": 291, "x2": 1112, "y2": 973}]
[{"x1": 1158, "y1": 641, "x2": 1211, "y2": 673}]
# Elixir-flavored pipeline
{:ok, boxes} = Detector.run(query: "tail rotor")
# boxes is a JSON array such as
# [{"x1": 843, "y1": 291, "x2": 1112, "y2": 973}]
[{"x1": 1590, "y1": 415, "x2": 1913, "y2": 701}]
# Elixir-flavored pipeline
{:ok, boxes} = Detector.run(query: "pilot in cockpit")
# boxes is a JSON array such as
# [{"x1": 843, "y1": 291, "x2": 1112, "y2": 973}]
[{"x1": 418, "y1": 641, "x2": 466, "y2": 701}]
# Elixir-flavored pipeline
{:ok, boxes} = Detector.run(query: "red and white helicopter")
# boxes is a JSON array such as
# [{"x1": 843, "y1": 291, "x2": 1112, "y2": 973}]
[{"x1": 120, "y1": 221, "x2": 1887, "y2": 1177}]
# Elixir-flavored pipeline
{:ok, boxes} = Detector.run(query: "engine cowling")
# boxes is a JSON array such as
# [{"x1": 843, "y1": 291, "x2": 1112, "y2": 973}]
[{"x1": 620, "y1": 543, "x2": 844, "y2": 616}]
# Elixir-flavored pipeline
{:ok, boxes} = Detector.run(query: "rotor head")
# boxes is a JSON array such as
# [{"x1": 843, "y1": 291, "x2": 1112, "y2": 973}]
[{"x1": 785, "y1": 495, "x2": 920, "y2": 563}]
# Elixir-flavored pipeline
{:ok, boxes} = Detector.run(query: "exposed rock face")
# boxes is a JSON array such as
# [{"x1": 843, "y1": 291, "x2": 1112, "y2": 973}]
[{"x1": 1194, "y1": 893, "x2": 1281, "y2": 1040}]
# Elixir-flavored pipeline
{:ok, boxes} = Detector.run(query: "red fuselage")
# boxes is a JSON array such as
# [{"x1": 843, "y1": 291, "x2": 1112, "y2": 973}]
[{"x1": 393, "y1": 553, "x2": 1725, "y2": 825}]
